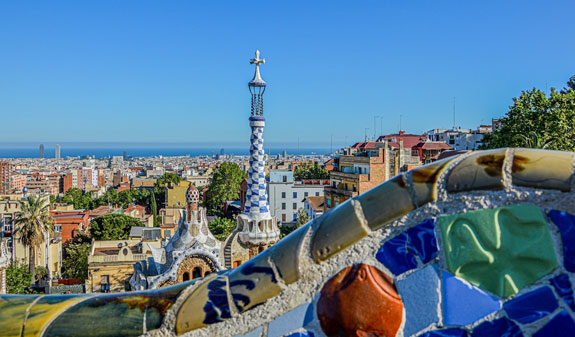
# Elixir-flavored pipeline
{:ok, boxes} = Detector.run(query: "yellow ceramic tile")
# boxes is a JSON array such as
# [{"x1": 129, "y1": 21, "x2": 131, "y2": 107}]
[
  {"x1": 358, "y1": 175, "x2": 415, "y2": 231},
  {"x1": 0, "y1": 295, "x2": 40, "y2": 336},
  {"x1": 176, "y1": 275, "x2": 232, "y2": 334},
  {"x1": 23, "y1": 295, "x2": 89, "y2": 337},
  {"x1": 269, "y1": 223, "x2": 311, "y2": 285},
  {"x1": 512, "y1": 148, "x2": 573, "y2": 191},
  {"x1": 410, "y1": 157, "x2": 457, "y2": 206},
  {"x1": 227, "y1": 251, "x2": 282, "y2": 312},
  {"x1": 446, "y1": 149, "x2": 507, "y2": 192},
  {"x1": 312, "y1": 199, "x2": 371, "y2": 263}
]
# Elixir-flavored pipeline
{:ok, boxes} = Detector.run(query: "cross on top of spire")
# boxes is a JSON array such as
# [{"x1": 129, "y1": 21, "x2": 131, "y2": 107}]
[{"x1": 249, "y1": 50, "x2": 266, "y2": 87}]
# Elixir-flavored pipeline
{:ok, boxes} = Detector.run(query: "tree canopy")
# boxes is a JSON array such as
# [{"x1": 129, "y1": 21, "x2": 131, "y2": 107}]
[
  {"x1": 89, "y1": 214, "x2": 142, "y2": 240},
  {"x1": 481, "y1": 81, "x2": 575, "y2": 151},
  {"x1": 6, "y1": 263, "x2": 36, "y2": 294},
  {"x1": 62, "y1": 234, "x2": 91, "y2": 280},
  {"x1": 294, "y1": 162, "x2": 329, "y2": 180},
  {"x1": 206, "y1": 163, "x2": 247, "y2": 212},
  {"x1": 207, "y1": 217, "x2": 237, "y2": 241}
]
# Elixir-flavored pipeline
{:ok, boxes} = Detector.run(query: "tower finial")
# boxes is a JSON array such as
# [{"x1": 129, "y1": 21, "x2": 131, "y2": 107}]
[{"x1": 249, "y1": 50, "x2": 266, "y2": 87}]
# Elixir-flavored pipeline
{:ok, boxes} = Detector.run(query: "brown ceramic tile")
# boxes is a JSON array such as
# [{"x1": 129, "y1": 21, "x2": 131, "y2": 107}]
[
  {"x1": 311, "y1": 200, "x2": 371, "y2": 263},
  {"x1": 269, "y1": 223, "x2": 311, "y2": 285},
  {"x1": 176, "y1": 275, "x2": 232, "y2": 334},
  {"x1": 410, "y1": 156, "x2": 457, "y2": 206},
  {"x1": 317, "y1": 264, "x2": 403, "y2": 337},
  {"x1": 227, "y1": 251, "x2": 282, "y2": 313},
  {"x1": 446, "y1": 149, "x2": 507, "y2": 192},
  {"x1": 511, "y1": 148, "x2": 573, "y2": 191},
  {"x1": 357, "y1": 174, "x2": 414, "y2": 231}
]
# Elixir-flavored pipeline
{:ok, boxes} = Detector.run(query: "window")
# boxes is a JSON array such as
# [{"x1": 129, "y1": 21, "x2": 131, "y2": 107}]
[
  {"x1": 315, "y1": 192, "x2": 320, "y2": 196},
  {"x1": 293, "y1": 213, "x2": 297, "y2": 221},
  {"x1": 281, "y1": 192, "x2": 286, "y2": 198},
  {"x1": 293, "y1": 203, "x2": 297, "y2": 210},
  {"x1": 101, "y1": 275, "x2": 110, "y2": 293},
  {"x1": 192, "y1": 267, "x2": 203, "y2": 279},
  {"x1": 335, "y1": 201, "x2": 340, "y2": 207},
  {"x1": 183, "y1": 272, "x2": 190, "y2": 281},
  {"x1": 282, "y1": 203, "x2": 286, "y2": 210},
  {"x1": 304, "y1": 192, "x2": 308, "y2": 197},
  {"x1": 282, "y1": 175, "x2": 287, "y2": 182},
  {"x1": 282, "y1": 214, "x2": 286, "y2": 222},
  {"x1": 353, "y1": 185, "x2": 357, "y2": 192},
  {"x1": 358, "y1": 167, "x2": 362, "y2": 174},
  {"x1": 327, "y1": 199, "x2": 332, "y2": 207},
  {"x1": 293, "y1": 192, "x2": 297, "y2": 198}
]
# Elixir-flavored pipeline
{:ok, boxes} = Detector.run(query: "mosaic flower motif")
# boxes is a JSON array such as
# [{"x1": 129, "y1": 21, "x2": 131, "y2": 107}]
[{"x1": 439, "y1": 204, "x2": 558, "y2": 298}]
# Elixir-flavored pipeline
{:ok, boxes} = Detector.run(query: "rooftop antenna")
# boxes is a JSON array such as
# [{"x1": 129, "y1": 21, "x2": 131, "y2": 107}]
[
  {"x1": 330, "y1": 134, "x2": 333, "y2": 154},
  {"x1": 364, "y1": 128, "x2": 370, "y2": 142}
]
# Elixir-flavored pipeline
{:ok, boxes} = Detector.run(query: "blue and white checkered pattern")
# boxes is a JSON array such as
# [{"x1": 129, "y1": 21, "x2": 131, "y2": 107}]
[{"x1": 244, "y1": 125, "x2": 269, "y2": 215}]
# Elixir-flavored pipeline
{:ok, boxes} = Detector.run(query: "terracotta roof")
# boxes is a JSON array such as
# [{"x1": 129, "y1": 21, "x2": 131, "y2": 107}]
[
  {"x1": 413, "y1": 141, "x2": 453, "y2": 150},
  {"x1": 305, "y1": 196, "x2": 325, "y2": 212}
]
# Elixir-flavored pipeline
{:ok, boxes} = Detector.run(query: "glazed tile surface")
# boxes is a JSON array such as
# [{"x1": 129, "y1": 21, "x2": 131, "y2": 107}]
[
  {"x1": 548, "y1": 210, "x2": 575, "y2": 272},
  {"x1": 549, "y1": 274, "x2": 575, "y2": 311},
  {"x1": 503, "y1": 286, "x2": 558, "y2": 324},
  {"x1": 533, "y1": 310, "x2": 575, "y2": 337},
  {"x1": 446, "y1": 149, "x2": 506, "y2": 192},
  {"x1": 511, "y1": 148, "x2": 573, "y2": 191},
  {"x1": 438, "y1": 204, "x2": 558, "y2": 298},
  {"x1": 471, "y1": 317, "x2": 523, "y2": 337}
]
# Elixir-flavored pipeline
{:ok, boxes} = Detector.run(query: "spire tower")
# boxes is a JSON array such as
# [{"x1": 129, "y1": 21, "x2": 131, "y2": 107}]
[{"x1": 237, "y1": 50, "x2": 279, "y2": 246}]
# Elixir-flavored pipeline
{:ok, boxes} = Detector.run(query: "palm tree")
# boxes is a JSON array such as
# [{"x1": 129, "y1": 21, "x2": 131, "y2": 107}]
[{"x1": 13, "y1": 195, "x2": 53, "y2": 277}]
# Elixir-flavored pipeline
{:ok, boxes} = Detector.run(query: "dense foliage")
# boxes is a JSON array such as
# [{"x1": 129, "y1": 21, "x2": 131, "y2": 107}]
[
  {"x1": 482, "y1": 77, "x2": 575, "y2": 151},
  {"x1": 208, "y1": 217, "x2": 237, "y2": 241},
  {"x1": 62, "y1": 234, "x2": 91, "y2": 280},
  {"x1": 294, "y1": 162, "x2": 329, "y2": 180},
  {"x1": 206, "y1": 163, "x2": 247, "y2": 212},
  {"x1": 89, "y1": 214, "x2": 143, "y2": 240},
  {"x1": 6, "y1": 263, "x2": 35, "y2": 294}
]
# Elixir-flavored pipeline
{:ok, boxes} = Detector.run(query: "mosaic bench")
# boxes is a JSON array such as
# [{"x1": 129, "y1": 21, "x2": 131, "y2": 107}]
[{"x1": 2, "y1": 148, "x2": 575, "y2": 337}]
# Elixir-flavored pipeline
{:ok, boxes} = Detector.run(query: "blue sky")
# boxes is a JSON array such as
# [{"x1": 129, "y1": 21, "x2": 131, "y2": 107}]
[{"x1": 0, "y1": 1, "x2": 573, "y2": 147}]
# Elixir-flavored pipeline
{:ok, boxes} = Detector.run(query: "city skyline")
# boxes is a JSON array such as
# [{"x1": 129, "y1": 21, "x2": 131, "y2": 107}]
[{"x1": 0, "y1": 1, "x2": 574, "y2": 144}]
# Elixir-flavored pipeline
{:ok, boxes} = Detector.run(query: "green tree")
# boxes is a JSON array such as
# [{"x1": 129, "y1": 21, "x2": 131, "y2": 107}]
[
  {"x1": 296, "y1": 207, "x2": 310, "y2": 227},
  {"x1": 150, "y1": 190, "x2": 157, "y2": 216},
  {"x1": 207, "y1": 217, "x2": 237, "y2": 241},
  {"x1": 62, "y1": 234, "x2": 91, "y2": 280},
  {"x1": 294, "y1": 162, "x2": 329, "y2": 180},
  {"x1": 6, "y1": 263, "x2": 35, "y2": 294},
  {"x1": 482, "y1": 87, "x2": 575, "y2": 151},
  {"x1": 155, "y1": 173, "x2": 182, "y2": 188},
  {"x1": 12, "y1": 195, "x2": 54, "y2": 275},
  {"x1": 89, "y1": 214, "x2": 142, "y2": 240},
  {"x1": 60, "y1": 188, "x2": 93, "y2": 209},
  {"x1": 206, "y1": 163, "x2": 247, "y2": 212}
]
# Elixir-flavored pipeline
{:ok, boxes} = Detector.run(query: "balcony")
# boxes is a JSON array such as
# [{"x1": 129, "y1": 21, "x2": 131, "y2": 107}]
[
  {"x1": 88, "y1": 254, "x2": 147, "y2": 264},
  {"x1": 324, "y1": 186, "x2": 358, "y2": 198},
  {"x1": 330, "y1": 171, "x2": 369, "y2": 182}
]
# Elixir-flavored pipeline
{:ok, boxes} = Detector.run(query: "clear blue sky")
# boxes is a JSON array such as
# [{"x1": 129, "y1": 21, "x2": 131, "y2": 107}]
[{"x1": 0, "y1": 1, "x2": 573, "y2": 147}]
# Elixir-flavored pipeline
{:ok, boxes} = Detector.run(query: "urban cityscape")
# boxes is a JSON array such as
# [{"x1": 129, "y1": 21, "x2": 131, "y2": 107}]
[{"x1": 1, "y1": 2, "x2": 575, "y2": 337}]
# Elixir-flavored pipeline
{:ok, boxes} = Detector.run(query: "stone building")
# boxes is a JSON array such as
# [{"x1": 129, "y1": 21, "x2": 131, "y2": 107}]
[
  {"x1": 0, "y1": 240, "x2": 8, "y2": 294},
  {"x1": 130, "y1": 184, "x2": 223, "y2": 290}
]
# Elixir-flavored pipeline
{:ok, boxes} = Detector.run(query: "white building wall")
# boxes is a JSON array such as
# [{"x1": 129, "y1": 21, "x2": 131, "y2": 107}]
[{"x1": 268, "y1": 183, "x2": 325, "y2": 224}]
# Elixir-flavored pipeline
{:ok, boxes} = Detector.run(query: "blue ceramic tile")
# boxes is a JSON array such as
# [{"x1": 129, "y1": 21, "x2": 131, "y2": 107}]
[
  {"x1": 504, "y1": 286, "x2": 558, "y2": 324},
  {"x1": 285, "y1": 332, "x2": 314, "y2": 337},
  {"x1": 232, "y1": 327, "x2": 263, "y2": 337},
  {"x1": 533, "y1": 310, "x2": 575, "y2": 337},
  {"x1": 407, "y1": 219, "x2": 438, "y2": 264},
  {"x1": 418, "y1": 328, "x2": 468, "y2": 337},
  {"x1": 548, "y1": 210, "x2": 575, "y2": 272},
  {"x1": 550, "y1": 274, "x2": 575, "y2": 311},
  {"x1": 471, "y1": 317, "x2": 522, "y2": 337},
  {"x1": 268, "y1": 304, "x2": 311, "y2": 337},
  {"x1": 303, "y1": 303, "x2": 314, "y2": 327},
  {"x1": 442, "y1": 271, "x2": 502, "y2": 325},
  {"x1": 376, "y1": 232, "x2": 417, "y2": 275},
  {"x1": 397, "y1": 265, "x2": 440, "y2": 337}
]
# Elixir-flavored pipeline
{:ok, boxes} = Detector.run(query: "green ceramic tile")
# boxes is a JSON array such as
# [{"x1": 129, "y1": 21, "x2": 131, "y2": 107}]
[
  {"x1": 512, "y1": 148, "x2": 573, "y2": 191},
  {"x1": 439, "y1": 204, "x2": 559, "y2": 298},
  {"x1": 446, "y1": 149, "x2": 507, "y2": 192},
  {"x1": 0, "y1": 295, "x2": 40, "y2": 337}
]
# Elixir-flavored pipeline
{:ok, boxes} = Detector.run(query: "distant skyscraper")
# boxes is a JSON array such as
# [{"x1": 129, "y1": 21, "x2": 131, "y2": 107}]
[
  {"x1": 39, "y1": 144, "x2": 44, "y2": 159},
  {"x1": 123, "y1": 151, "x2": 127, "y2": 161},
  {"x1": 55, "y1": 144, "x2": 61, "y2": 159}
]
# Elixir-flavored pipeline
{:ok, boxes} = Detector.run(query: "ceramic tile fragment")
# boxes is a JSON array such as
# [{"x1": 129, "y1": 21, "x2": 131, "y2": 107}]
[
  {"x1": 376, "y1": 219, "x2": 438, "y2": 275},
  {"x1": 439, "y1": 204, "x2": 559, "y2": 298},
  {"x1": 446, "y1": 148, "x2": 506, "y2": 192},
  {"x1": 410, "y1": 157, "x2": 456, "y2": 206},
  {"x1": 176, "y1": 275, "x2": 232, "y2": 334},
  {"x1": 511, "y1": 148, "x2": 573, "y2": 191},
  {"x1": 311, "y1": 200, "x2": 370, "y2": 262},
  {"x1": 144, "y1": 281, "x2": 189, "y2": 332},
  {"x1": 396, "y1": 265, "x2": 440, "y2": 337},
  {"x1": 317, "y1": 264, "x2": 403, "y2": 337},
  {"x1": 268, "y1": 304, "x2": 312, "y2": 337},
  {"x1": 548, "y1": 210, "x2": 575, "y2": 272},
  {"x1": 418, "y1": 328, "x2": 468, "y2": 337},
  {"x1": 533, "y1": 310, "x2": 575, "y2": 337},
  {"x1": 442, "y1": 271, "x2": 501, "y2": 326},
  {"x1": 228, "y1": 252, "x2": 282, "y2": 312},
  {"x1": 269, "y1": 223, "x2": 310, "y2": 284},
  {"x1": 44, "y1": 293, "x2": 150, "y2": 337},
  {"x1": 503, "y1": 286, "x2": 558, "y2": 324},
  {"x1": 549, "y1": 274, "x2": 575, "y2": 311},
  {"x1": 285, "y1": 331, "x2": 314, "y2": 337},
  {"x1": 0, "y1": 295, "x2": 40, "y2": 337},
  {"x1": 24, "y1": 295, "x2": 89, "y2": 337},
  {"x1": 357, "y1": 174, "x2": 414, "y2": 231},
  {"x1": 471, "y1": 317, "x2": 522, "y2": 337}
]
